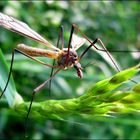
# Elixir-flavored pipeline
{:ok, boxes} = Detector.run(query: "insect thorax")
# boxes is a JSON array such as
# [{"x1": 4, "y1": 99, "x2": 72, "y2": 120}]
[{"x1": 57, "y1": 48, "x2": 78, "y2": 69}]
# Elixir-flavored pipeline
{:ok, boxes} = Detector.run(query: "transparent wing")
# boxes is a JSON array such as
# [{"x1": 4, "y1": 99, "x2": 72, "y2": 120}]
[
  {"x1": 71, "y1": 34, "x2": 86, "y2": 50},
  {"x1": 0, "y1": 12, "x2": 59, "y2": 51}
]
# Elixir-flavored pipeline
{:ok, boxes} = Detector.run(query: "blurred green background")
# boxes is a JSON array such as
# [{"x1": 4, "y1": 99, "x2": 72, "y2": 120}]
[{"x1": 0, "y1": 1, "x2": 140, "y2": 139}]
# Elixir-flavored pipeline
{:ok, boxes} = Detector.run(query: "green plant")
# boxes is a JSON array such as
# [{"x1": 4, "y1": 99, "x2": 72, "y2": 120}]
[{"x1": 0, "y1": 49, "x2": 140, "y2": 121}]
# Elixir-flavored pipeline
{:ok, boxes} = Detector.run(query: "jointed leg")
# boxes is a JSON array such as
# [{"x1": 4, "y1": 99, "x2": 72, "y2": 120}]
[
  {"x1": 73, "y1": 24, "x2": 140, "y2": 52},
  {"x1": 95, "y1": 39, "x2": 137, "y2": 84},
  {"x1": 73, "y1": 24, "x2": 137, "y2": 83},
  {"x1": 0, "y1": 49, "x2": 15, "y2": 99},
  {"x1": 48, "y1": 26, "x2": 65, "y2": 96},
  {"x1": 65, "y1": 25, "x2": 75, "y2": 65},
  {"x1": 25, "y1": 26, "x2": 65, "y2": 135},
  {"x1": 0, "y1": 48, "x2": 60, "y2": 100},
  {"x1": 25, "y1": 68, "x2": 61, "y2": 136},
  {"x1": 79, "y1": 38, "x2": 120, "y2": 72},
  {"x1": 60, "y1": 25, "x2": 64, "y2": 50},
  {"x1": 48, "y1": 60, "x2": 55, "y2": 96}
]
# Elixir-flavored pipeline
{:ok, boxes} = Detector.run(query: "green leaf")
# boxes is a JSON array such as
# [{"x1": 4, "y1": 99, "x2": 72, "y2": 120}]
[
  {"x1": 0, "y1": 49, "x2": 23, "y2": 107},
  {"x1": 14, "y1": 63, "x2": 140, "y2": 120}
]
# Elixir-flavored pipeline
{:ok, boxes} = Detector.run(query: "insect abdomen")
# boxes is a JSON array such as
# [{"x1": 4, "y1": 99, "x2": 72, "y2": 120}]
[{"x1": 17, "y1": 44, "x2": 59, "y2": 59}]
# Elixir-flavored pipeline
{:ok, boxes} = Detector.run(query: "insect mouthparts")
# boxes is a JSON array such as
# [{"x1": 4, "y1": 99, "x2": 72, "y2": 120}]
[{"x1": 74, "y1": 63, "x2": 83, "y2": 78}]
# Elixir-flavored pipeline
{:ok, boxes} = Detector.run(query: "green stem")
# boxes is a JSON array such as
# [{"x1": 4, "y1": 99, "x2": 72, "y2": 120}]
[{"x1": 14, "y1": 64, "x2": 140, "y2": 120}]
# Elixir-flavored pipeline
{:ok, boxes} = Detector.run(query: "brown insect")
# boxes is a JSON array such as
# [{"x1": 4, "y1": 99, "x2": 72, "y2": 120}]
[{"x1": 0, "y1": 12, "x2": 139, "y2": 134}]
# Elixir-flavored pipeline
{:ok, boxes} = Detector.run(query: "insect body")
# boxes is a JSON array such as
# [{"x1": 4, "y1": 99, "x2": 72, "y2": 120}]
[
  {"x1": 0, "y1": 12, "x2": 139, "y2": 135},
  {"x1": 17, "y1": 43, "x2": 82, "y2": 77}
]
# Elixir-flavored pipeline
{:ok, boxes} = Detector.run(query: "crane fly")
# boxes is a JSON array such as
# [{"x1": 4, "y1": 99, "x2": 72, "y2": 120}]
[{"x1": 0, "y1": 12, "x2": 139, "y2": 135}]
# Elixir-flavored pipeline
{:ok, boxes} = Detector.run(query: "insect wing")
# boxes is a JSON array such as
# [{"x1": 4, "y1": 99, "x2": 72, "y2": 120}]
[
  {"x1": 71, "y1": 34, "x2": 86, "y2": 50},
  {"x1": 0, "y1": 12, "x2": 59, "y2": 51}
]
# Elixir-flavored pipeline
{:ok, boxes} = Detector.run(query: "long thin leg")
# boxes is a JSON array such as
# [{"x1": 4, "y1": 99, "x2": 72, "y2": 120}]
[
  {"x1": 98, "y1": 39, "x2": 138, "y2": 84},
  {"x1": 60, "y1": 25, "x2": 64, "y2": 50},
  {"x1": 48, "y1": 26, "x2": 64, "y2": 96},
  {"x1": 96, "y1": 39, "x2": 137, "y2": 84},
  {"x1": 25, "y1": 25, "x2": 65, "y2": 136},
  {"x1": 0, "y1": 49, "x2": 15, "y2": 99},
  {"x1": 25, "y1": 68, "x2": 61, "y2": 137},
  {"x1": 73, "y1": 24, "x2": 140, "y2": 53},
  {"x1": 48, "y1": 60, "x2": 55, "y2": 96},
  {"x1": 72, "y1": 24, "x2": 138, "y2": 83},
  {"x1": 79, "y1": 38, "x2": 137, "y2": 84},
  {"x1": 65, "y1": 25, "x2": 75, "y2": 65},
  {"x1": 78, "y1": 39, "x2": 98, "y2": 61},
  {"x1": 0, "y1": 48, "x2": 60, "y2": 100},
  {"x1": 79, "y1": 38, "x2": 120, "y2": 72}
]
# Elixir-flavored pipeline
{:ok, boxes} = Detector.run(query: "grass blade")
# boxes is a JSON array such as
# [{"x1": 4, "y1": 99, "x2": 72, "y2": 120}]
[{"x1": 14, "y1": 63, "x2": 140, "y2": 120}]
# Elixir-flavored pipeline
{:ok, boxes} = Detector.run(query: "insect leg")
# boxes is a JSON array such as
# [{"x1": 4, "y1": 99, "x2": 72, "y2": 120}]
[
  {"x1": 79, "y1": 38, "x2": 120, "y2": 71},
  {"x1": 48, "y1": 26, "x2": 64, "y2": 96},
  {"x1": 78, "y1": 38, "x2": 137, "y2": 84},
  {"x1": 60, "y1": 25, "x2": 64, "y2": 50},
  {"x1": 0, "y1": 48, "x2": 60, "y2": 100},
  {"x1": 0, "y1": 49, "x2": 15, "y2": 99},
  {"x1": 96, "y1": 38, "x2": 137, "y2": 83},
  {"x1": 73, "y1": 24, "x2": 140, "y2": 53},
  {"x1": 65, "y1": 25, "x2": 75, "y2": 65},
  {"x1": 48, "y1": 60, "x2": 55, "y2": 97},
  {"x1": 25, "y1": 68, "x2": 61, "y2": 137},
  {"x1": 72, "y1": 24, "x2": 138, "y2": 83}
]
